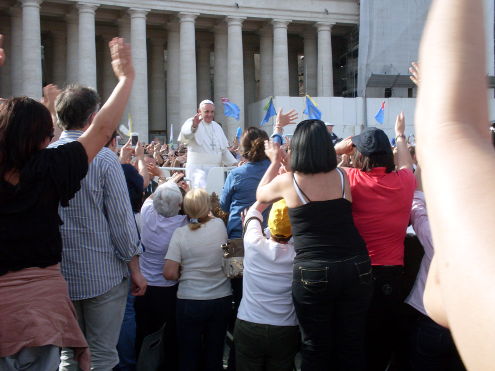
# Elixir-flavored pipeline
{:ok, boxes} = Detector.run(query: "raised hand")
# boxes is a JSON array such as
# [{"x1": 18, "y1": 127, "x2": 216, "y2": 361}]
[
  {"x1": 119, "y1": 138, "x2": 134, "y2": 164},
  {"x1": 109, "y1": 37, "x2": 134, "y2": 80},
  {"x1": 41, "y1": 84, "x2": 61, "y2": 112},
  {"x1": 0, "y1": 34, "x2": 5, "y2": 67},
  {"x1": 334, "y1": 137, "x2": 354, "y2": 155},
  {"x1": 264, "y1": 140, "x2": 283, "y2": 164},
  {"x1": 192, "y1": 112, "x2": 202, "y2": 129},
  {"x1": 135, "y1": 141, "x2": 145, "y2": 159},
  {"x1": 276, "y1": 108, "x2": 298, "y2": 128},
  {"x1": 395, "y1": 112, "x2": 406, "y2": 137},
  {"x1": 409, "y1": 62, "x2": 420, "y2": 86}
]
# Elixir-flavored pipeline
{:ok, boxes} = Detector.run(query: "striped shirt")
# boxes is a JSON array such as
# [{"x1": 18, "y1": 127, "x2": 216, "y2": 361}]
[{"x1": 49, "y1": 130, "x2": 142, "y2": 300}]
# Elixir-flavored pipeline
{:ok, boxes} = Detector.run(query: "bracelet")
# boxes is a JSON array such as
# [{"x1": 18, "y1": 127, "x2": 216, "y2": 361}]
[{"x1": 395, "y1": 134, "x2": 406, "y2": 141}]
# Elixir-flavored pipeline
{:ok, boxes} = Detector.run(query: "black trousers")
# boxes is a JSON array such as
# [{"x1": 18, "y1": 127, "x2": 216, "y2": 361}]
[
  {"x1": 292, "y1": 255, "x2": 373, "y2": 371},
  {"x1": 134, "y1": 284, "x2": 178, "y2": 369},
  {"x1": 366, "y1": 266, "x2": 404, "y2": 371}
]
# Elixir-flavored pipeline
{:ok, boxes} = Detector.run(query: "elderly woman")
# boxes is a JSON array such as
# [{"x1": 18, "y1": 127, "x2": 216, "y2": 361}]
[
  {"x1": 0, "y1": 38, "x2": 134, "y2": 370},
  {"x1": 134, "y1": 175, "x2": 187, "y2": 366},
  {"x1": 164, "y1": 188, "x2": 232, "y2": 371}
]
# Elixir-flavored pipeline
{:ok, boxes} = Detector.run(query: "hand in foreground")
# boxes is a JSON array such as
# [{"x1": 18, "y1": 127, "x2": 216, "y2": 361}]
[
  {"x1": 409, "y1": 62, "x2": 420, "y2": 86},
  {"x1": 276, "y1": 108, "x2": 298, "y2": 128},
  {"x1": 395, "y1": 112, "x2": 405, "y2": 137},
  {"x1": 0, "y1": 34, "x2": 5, "y2": 67},
  {"x1": 120, "y1": 138, "x2": 134, "y2": 164},
  {"x1": 41, "y1": 84, "x2": 61, "y2": 112},
  {"x1": 168, "y1": 172, "x2": 184, "y2": 184},
  {"x1": 264, "y1": 140, "x2": 283, "y2": 164},
  {"x1": 146, "y1": 162, "x2": 162, "y2": 178},
  {"x1": 135, "y1": 141, "x2": 145, "y2": 159},
  {"x1": 109, "y1": 37, "x2": 135, "y2": 80},
  {"x1": 130, "y1": 271, "x2": 147, "y2": 296}
]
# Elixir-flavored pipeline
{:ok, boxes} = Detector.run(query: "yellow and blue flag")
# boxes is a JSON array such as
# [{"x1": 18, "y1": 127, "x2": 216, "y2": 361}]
[
  {"x1": 260, "y1": 97, "x2": 277, "y2": 126},
  {"x1": 221, "y1": 97, "x2": 241, "y2": 120},
  {"x1": 303, "y1": 95, "x2": 322, "y2": 120}
]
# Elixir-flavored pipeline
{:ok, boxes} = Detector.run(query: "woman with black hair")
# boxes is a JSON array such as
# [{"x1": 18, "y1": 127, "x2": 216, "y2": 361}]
[
  {"x1": 257, "y1": 119, "x2": 373, "y2": 370},
  {"x1": 0, "y1": 38, "x2": 134, "y2": 370}
]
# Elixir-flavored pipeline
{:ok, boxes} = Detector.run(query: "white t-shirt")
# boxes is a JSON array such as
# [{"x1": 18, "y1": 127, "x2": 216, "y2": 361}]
[
  {"x1": 165, "y1": 217, "x2": 232, "y2": 300},
  {"x1": 237, "y1": 209, "x2": 298, "y2": 327}
]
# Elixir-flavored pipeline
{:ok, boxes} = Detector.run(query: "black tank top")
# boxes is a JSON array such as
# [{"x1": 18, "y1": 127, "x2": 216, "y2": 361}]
[{"x1": 288, "y1": 169, "x2": 367, "y2": 260}]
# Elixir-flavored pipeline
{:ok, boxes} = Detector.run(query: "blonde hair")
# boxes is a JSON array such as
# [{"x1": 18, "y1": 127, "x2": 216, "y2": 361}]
[{"x1": 183, "y1": 188, "x2": 212, "y2": 230}]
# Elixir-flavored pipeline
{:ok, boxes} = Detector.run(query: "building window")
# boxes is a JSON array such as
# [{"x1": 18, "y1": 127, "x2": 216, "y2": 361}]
[{"x1": 385, "y1": 88, "x2": 392, "y2": 98}]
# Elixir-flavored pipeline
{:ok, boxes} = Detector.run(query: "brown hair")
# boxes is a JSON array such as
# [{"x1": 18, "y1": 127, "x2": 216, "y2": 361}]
[
  {"x1": 183, "y1": 188, "x2": 212, "y2": 230},
  {"x1": 0, "y1": 97, "x2": 53, "y2": 186},
  {"x1": 240, "y1": 127, "x2": 269, "y2": 162},
  {"x1": 55, "y1": 84, "x2": 100, "y2": 130},
  {"x1": 352, "y1": 150, "x2": 395, "y2": 173}
]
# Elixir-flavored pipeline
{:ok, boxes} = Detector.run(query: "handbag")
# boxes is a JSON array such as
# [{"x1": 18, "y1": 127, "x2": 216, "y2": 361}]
[{"x1": 221, "y1": 216, "x2": 263, "y2": 279}]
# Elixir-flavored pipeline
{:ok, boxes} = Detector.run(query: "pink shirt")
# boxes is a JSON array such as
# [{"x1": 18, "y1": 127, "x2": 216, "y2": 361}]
[{"x1": 345, "y1": 167, "x2": 416, "y2": 265}]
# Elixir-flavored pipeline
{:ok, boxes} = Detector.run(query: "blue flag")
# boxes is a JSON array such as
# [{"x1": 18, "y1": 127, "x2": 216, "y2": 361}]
[
  {"x1": 374, "y1": 102, "x2": 385, "y2": 124},
  {"x1": 221, "y1": 98, "x2": 241, "y2": 120},
  {"x1": 303, "y1": 95, "x2": 322, "y2": 120},
  {"x1": 236, "y1": 127, "x2": 243, "y2": 140},
  {"x1": 260, "y1": 97, "x2": 277, "y2": 126}
]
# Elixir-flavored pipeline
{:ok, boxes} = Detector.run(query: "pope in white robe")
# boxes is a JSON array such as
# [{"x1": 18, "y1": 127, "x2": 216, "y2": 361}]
[{"x1": 179, "y1": 100, "x2": 237, "y2": 189}]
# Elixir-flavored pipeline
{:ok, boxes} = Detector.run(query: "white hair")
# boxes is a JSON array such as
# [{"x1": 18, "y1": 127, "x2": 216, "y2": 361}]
[
  {"x1": 153, "y1": 182, "x2": 183, "y2": 218},
  {"x1": 199, "y1": 99, "x2": 215, "y2": 108}
]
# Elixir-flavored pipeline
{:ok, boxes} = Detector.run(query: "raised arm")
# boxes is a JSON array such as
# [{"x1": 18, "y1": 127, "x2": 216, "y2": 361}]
[
  {"x1": 78, "y1": 38, "x2": 135, "y2": 162},
  {"x1": 41, "y1": 84, "x2": 62, "y2": 143},
  {"x1": 394, "y1": 112, "x2": 413, "y2": 170},
  {"x1": 0, "y1": 34, "x2": 5, "y2": 68},
  {"x1": 415, "y1": 0, "x2": 495, "y2": 368},
  {"x1": 256, "y1": 140, "x2": 286, "y2": 204}
]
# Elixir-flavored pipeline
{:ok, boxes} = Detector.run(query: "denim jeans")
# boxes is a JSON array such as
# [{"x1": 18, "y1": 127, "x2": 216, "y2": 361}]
[
  {"x1": 292, "y1": 255, "x2": 373, "y2": 371},
  {"x1": 60, "y1": 278, "x2": 129, "y2": 371},
  {"x1": 409, "y1": 313, "x2": 466, "y2": 371},
  {"x1": 114, "y1": 293, "x2": 137, "y2": 371},
  {"x1": 176, "y1": 296, "x2": 232, "y2": 371},
  {"x1": 0, "y1": 345, "x2": 60, "y2": 371},
  {"x1": 234, "y1": 318, "x2": 300, "y2": 371},
  {"x1": 365, "y1": 266, "x2": 404, "y2": 371}
]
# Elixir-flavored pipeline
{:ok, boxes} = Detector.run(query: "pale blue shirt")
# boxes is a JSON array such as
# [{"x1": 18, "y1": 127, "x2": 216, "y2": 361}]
[{"x1": 49, "y1": 130, "x2": 142, "y2": 300}]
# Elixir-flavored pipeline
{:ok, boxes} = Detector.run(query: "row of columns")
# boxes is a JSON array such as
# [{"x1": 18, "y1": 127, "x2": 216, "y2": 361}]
[{"x1": 2, "y1": 1, "x2": 337, "y2": 141}]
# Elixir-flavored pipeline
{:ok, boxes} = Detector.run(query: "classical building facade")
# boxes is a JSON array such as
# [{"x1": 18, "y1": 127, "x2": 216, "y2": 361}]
[{"x1": 0, "y1": 0, "x2": 493, "y2": 141}]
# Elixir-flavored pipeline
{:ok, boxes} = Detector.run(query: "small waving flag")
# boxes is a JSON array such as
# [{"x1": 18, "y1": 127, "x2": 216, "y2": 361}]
[
  {"x1": 303, "y1": 95, "x2": 322, "y2": 120},
  {"x1": 236, "y1": 127, "x2": 243, "y2": 141},
  {"x1": 374, "y1": 101, "x2": 385, "y2": 124},
  {"x1": 169, "y1": 124, "x2": 174, "y2": 145},
  {"x1": 221, "y1": 97, "x2": 241, "y2": 120},
  {"x1": 260, "y1": 96, "x2": 277, "y2": 126}
]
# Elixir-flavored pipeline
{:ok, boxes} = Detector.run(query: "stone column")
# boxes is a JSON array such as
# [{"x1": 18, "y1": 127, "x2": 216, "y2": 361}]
[
  {"x1": 66, "y1": 11, "x2": 78, "y2": 84},
  {"x1": 9, "y1": 7, "x2": 22, "y2": 96},
  {"x1": 149, "y1": 37, "x2": 166, "y2": 133},
  {"x1": 226, "y1": 16, "x2": 245, "y2": 140},
  {"x1": 129, "y1": 8, "x2": 149, "y2": 142},
  {"x1": 77, "y1": 2, "x2": 98, "y2": 89},
  {"x1": 197, "y1": 38, "x2": 212, "y2": 103},
  {"x1": 243, "y1": 43, "x2": 256, "y2": 123},
  {"x1": 316, "y1": 22, "x2": 334, "y2": 97},
  {"x1": 20, "y1": 0, "x2": 43, "y2": 98},
  {"x1": 52, "y1": 30, "x2": 67, "y2": 87},
  {"x1": 117, "y1": 15, "x2": 131, "y2": 133},
  {"x1": 288, "y1": 44, "x2": 299, "y2": 96},
  {"x1": 178, "y1": 13, "x2": 198, "y2": 125},
  {"x1": 259, "y1": 24, "x2": 273, "y2": 99},
  {"x1": 101, "y1": 34, "x2": 116, "y2": 101},
  {"x1": 272, "y1": 19, "x2": 290, "y2": 97},
  {"x1": 213, "y1": 22, "x2": 228, "y2": 127},
  {"x1": 303, "y1": 27, "x2": 317, "y2": 96},
  {"x1": 166, "y1": 21, "x2": 180, "y2": 136}
]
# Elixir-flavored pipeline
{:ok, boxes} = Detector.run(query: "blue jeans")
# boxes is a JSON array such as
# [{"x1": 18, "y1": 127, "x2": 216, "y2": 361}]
[
  {"x1": 292, "y1": 256, "x2": 373, "y2": 371},
  {"x1": 114, "y1": 293, "x2": 136, "y2": 371},
  {"x1": 176, "y1": 296, "x2": 232, "y2": 371}
]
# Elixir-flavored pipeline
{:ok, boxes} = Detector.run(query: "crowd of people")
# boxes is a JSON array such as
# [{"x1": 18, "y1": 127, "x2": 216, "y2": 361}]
[{"x1": 1, "y1": 0, "x2": 495, "y2": 370}]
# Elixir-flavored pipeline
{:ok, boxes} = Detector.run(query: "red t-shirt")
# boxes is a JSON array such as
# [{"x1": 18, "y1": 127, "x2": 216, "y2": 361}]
[{"x1": 345, "y1": 167, "x2": 416, "y2": 266}]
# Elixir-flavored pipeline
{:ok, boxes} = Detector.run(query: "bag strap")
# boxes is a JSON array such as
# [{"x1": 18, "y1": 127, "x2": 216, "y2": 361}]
[{"x1": 242, "y1": 216, "x2": 265, "y2": 238}]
